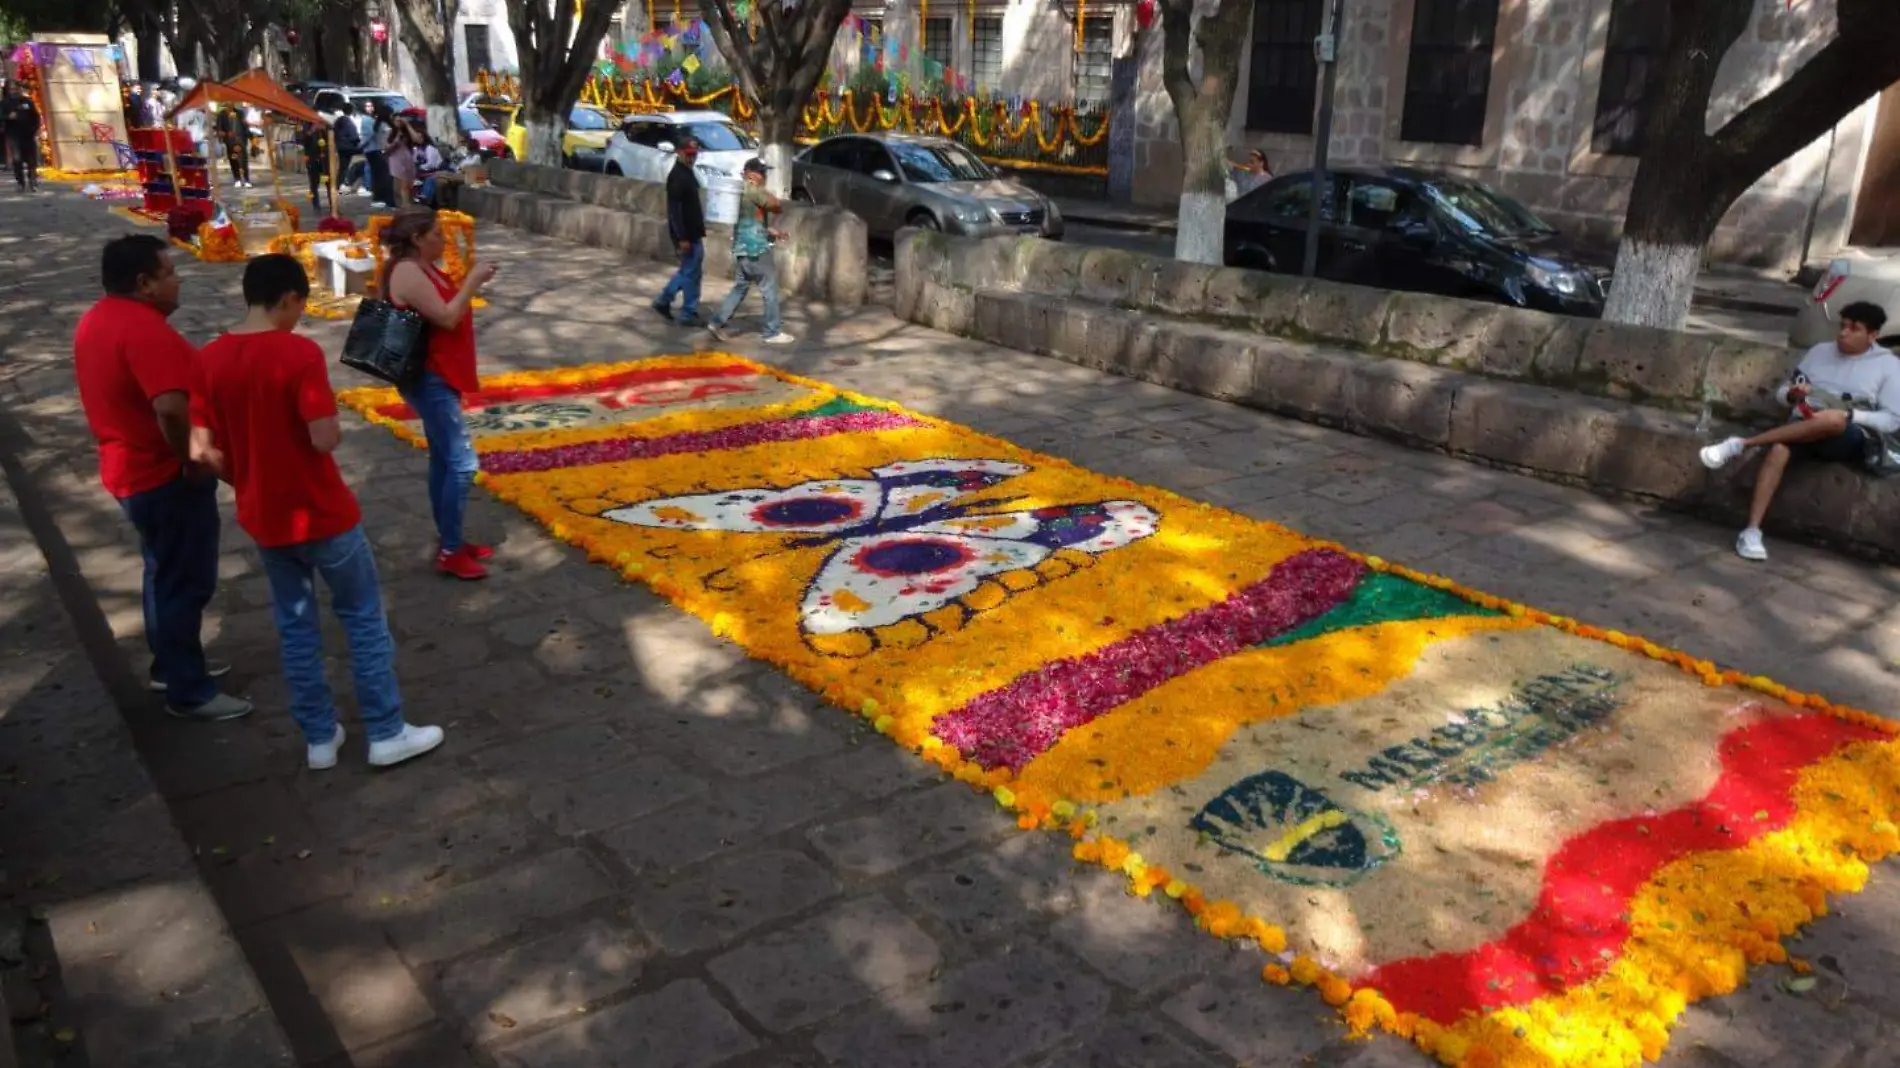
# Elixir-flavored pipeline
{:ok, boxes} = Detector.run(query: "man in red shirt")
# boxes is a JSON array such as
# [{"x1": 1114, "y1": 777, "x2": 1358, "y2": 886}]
[
  {"x1": 189, "y1": 254, "x2": 443, "y2": 769},
  {"x1": 74, "y1": 235, "x2": 249, "y2": 720}
]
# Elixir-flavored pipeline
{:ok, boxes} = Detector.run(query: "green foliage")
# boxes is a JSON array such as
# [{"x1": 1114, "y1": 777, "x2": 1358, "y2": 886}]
[{"x1": 0, "y1": 0, "x2": 114, "y2": 34}]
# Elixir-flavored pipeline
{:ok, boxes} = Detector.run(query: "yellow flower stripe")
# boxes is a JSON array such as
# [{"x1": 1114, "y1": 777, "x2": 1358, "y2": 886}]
[{"x1": 340, "y1": 354, "x2": 1900, "y2": 1068}]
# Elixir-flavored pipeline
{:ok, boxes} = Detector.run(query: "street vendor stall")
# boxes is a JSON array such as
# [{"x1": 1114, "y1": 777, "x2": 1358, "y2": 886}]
[{"x1": 161, "y1": 69, "x2": 327, "y2": 261}]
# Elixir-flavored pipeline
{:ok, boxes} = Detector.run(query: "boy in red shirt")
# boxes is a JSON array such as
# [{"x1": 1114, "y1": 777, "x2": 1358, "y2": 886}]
[
  {"x1": 189, "y1": 254, "x2": 444, "y2": 769},
  {"x1": 74, "y1": 235, "x2": 247, "y2": 720}
]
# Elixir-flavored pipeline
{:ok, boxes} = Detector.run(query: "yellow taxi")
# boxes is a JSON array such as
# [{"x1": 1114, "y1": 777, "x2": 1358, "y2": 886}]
[{"x1": 469, "y1": 97, "x2": 617, "y2": 170}]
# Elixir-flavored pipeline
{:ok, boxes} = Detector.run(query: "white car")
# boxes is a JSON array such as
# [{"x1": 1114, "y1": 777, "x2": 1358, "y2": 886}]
[
  {"x1": 1792, "y1": 252, "x2": 1900, "y2": 349},
  {"x1": 602, "y1": 110, "x2": 759, "y2": 186}
]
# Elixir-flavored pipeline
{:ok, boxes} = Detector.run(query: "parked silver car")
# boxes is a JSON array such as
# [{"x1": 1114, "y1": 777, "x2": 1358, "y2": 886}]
[{"x1": 792, "y1": 133, "x2": 1064, "y2": 240}]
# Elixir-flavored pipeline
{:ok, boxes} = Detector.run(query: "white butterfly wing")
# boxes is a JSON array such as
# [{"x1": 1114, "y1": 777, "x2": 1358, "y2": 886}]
[
  {"x1": 802, "y1": 532, "x2": 1050, "y2": 635},
  {"x1": 600, "y1": 478, "x2": 885, "y2": 534}
]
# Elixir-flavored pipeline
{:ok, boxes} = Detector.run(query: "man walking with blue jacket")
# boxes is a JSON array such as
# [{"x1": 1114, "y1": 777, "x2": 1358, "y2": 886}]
[{"x1": 651, "y1": 137, "x2": 705, "y2": 327}]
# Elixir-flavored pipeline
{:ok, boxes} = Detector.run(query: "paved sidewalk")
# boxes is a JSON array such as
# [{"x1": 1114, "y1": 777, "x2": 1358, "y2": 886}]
[{"x1": 3, "y1": 186, "x2": 1900, "y2": 1068}]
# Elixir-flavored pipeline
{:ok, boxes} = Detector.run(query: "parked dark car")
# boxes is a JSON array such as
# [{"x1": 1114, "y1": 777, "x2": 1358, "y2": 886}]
[{"x1": 1223, "y1": 167, "x2": 1612, "y2": 317}]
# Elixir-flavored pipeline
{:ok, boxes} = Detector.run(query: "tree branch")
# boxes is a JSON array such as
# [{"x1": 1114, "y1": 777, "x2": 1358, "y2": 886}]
[{"x1": 1711, "y1": 28, "x2": 1900, "y2": 203}]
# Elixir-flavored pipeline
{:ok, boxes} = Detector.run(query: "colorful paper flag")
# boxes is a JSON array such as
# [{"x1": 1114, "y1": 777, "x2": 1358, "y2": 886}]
[{"x1": 682, "y1": 54, "x2": 700, "y2": 73}]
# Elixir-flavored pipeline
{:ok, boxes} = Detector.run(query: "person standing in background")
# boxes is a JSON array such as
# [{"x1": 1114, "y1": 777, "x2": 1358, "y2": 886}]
[
  {"x1": 215, "y1": 105, "x2": 251, "y2": 188},
  {"x1": 706, "y1": 158, "x2": 794, "y2": 346},
  {"x1": 650, "y1": 137, "x2": 705, "y2": 326},
  {"x1": 2, "y1": 82, "x2": 43, "y2": 194},
  {"x1": 73, "y1": 235, "x2": 250, "y2": 721},
  {"x1": 365, "y1": 102, "x2": 394, "y2": 209},
  {"x1": 385, "y1": 117, "x2": 418, "y2": 205}
]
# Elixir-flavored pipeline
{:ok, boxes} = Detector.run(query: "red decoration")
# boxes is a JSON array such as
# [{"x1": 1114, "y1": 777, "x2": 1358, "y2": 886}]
[
  {"x1": 370, "y1": 19, "x2": 388, "y2": 42},
  {"x1": 1135, "y1": 0, "x2": 1156, "y2": 29},
  {"x1": 286, "y1": 28, "x2": 301, "y2": 45}
]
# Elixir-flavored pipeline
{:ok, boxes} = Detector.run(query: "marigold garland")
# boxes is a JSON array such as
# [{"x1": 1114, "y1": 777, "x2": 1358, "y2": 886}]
[{"x1": 336, "y1": 354, "x2": 1900, "y2": 1068}]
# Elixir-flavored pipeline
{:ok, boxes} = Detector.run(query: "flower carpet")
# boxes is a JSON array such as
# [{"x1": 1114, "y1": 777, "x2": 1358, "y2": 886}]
[{"x1": 341, "y1": 353, "x2": 1900, "y2": 1068}]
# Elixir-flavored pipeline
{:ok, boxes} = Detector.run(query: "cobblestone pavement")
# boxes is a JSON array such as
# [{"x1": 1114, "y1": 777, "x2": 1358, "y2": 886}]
[{"x1": 3, "y1": 185, "x2": 1900, "y2": 1068}]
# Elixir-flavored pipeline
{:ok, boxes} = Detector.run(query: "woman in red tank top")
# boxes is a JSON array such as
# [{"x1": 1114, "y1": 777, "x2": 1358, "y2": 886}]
[{"x1": 381, "y1": 209, "x2": 497, "y2": 579}]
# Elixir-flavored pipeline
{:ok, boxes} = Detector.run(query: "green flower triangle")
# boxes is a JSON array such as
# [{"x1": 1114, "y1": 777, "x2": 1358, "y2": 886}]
[
  {"x1": 1260, "y1": 571, "x2": 1501, "y2": 650},
  {"x1": 802, "y1": 396, "x2": 886, "y2": 419}
]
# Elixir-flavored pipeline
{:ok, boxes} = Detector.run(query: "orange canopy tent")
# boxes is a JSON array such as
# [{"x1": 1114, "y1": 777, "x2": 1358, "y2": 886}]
[{"x1": 167, "y1": 68, "x2": 323, "y2": 125}]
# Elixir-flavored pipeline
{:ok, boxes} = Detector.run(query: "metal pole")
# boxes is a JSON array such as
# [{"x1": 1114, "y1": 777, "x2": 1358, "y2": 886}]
[{"x1": 1301, "y1": 0, "x2": 1345, "y2": 279}]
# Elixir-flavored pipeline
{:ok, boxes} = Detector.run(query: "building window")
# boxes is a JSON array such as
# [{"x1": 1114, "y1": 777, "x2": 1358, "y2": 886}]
[
  {"x1": 1077, "y1": 15, "x2": 1113, "y2": 103},
  {"x1": 1245, "y1": 0, "x2": 1322, "y2": 134},
  {"x1": 1398, "y1": 0, "x2": 1499, "y2": 146},
  {"x1": 464, "y1": 23, "x2": 492, "y2": 76},
  {"x1": 972, "y1": 14, "x2": 1004, "y2": 92},
  {"x1": 922, "y1": 16, "x2": 953, "y2": 68},
  {"x1": 1592, "y1": 0, "x2": 1664, "y2": 156}
]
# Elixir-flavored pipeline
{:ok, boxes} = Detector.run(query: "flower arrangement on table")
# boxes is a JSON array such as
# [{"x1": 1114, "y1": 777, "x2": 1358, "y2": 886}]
[{"x1": 336, "y1": 352, "x2": 1900, "y2": 1068}]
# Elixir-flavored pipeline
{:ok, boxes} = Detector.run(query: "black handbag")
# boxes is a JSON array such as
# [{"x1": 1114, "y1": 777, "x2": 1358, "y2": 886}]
[{"x1": 340, "y1": 297, "x2": 428, "y2": 387}]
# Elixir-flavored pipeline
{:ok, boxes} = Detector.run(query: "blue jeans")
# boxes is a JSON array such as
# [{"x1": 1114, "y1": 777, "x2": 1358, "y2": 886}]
[
  {"x1": 118, "y1": 474, "x2": 221, "y2": 707},
  {"x1": 657, "y1": 240, "x2": 704, "y2": 320},
  {"x1": 258, "y1": 526, "x2": 404, "y2": 744},
  {"x1": 397, "y1": 370, "x2": 478, "y2": 552},
  {"x1": 711, "y1": 252, "x2": 781, "y2": 336}
]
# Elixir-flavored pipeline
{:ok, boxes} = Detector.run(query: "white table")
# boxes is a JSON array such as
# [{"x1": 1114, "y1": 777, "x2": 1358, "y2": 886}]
[{"x1": 310, "y1": 240, "x2": 375, "y2": 297}]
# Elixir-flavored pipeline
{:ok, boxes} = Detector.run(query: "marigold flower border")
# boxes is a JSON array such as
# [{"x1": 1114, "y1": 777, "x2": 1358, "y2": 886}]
[{"x1": 339, "y1": 353, "x2": 1900, "y2": 1068}]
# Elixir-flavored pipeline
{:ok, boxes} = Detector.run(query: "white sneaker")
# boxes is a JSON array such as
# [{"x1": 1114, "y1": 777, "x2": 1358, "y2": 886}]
[
  {"x1": 367, "y1": 723, "x2": 445, "y2": 767},
  {"x1": 307, "y1": 724, "x2": 345, "y2": 771},
  {"x1": 1699, "y1": 436, "x2": 1746, "y2": 469},
  {"x1": 761, "y1": 332, "x2": 796, "y2": 346},
  {"x1": 1735, "y1": 527, "x2": 1768, "y2": 562}
]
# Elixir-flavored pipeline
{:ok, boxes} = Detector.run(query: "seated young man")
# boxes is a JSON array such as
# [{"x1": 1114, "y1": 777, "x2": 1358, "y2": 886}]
[
  {"x1": 1700, "y1": 300, "x2": 1899, "y2": 561},
  {"x1": 189, "y1": 254, "x2": 445, "y2": 769}
]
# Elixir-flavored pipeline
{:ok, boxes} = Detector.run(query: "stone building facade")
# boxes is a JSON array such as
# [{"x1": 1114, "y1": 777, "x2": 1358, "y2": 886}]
[{"x1": 854, "y1": 0, "x2": 1886, "y2": 270}]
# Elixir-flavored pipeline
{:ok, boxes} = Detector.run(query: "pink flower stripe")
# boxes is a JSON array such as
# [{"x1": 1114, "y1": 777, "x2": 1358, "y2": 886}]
[
  {"x1": 935, "y1": 548, "x2": 1368, "y2": 770},
  {"x1": 479, "y1": 410, "x2": 927, "y2": 474}
]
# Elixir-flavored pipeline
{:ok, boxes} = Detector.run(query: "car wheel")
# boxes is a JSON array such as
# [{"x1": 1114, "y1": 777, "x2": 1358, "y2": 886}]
[
  {"x1": 605, "y1": 162, "x2": 622, "y2": 176},
  {"x1": 908, "y1": 210, "x2": 940, "y2": 232}
]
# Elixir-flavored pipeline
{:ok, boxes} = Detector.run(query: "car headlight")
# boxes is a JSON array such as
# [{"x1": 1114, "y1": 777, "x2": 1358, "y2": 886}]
[
  {"x1": 1526, "y1": 261, "x2": 1582, "y2": 296},
  {"x1": 954, "y1": 203, "x2": 994, "y2": 224}
]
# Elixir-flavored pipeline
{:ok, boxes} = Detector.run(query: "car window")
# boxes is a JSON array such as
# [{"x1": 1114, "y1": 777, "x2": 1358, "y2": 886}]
[
  {"x1": 313, "y1": 91, "x2": 344, "y2": 115},
  {"x1": 1240, "y1": 176, "x2": 1339, "y2": 223},
  {"x1": 807, "y1": 139, "x2": 852, "y2": 169},
  {"x1": 475, "y1": 106, "x2": 515, "y2": 132},
  {"x1": 1426, "y1": 180, "x2": 1555, "y2": 239},
  {"x1": 626, "y1": 123, "x2": 672, "y2": 148},
  {"x1": 457, "y1": 109, "x2": 486, "y2": 133},
  {"x1": 568, "y1": 107, "x2": 613, "y2": 131},
  {"x1": 851, "y1": 141, "x2": 896, "y2": 178},
  {"x1": 675, "y1": 121, "x2": 757, "y2": 152},
  {"x1": 1344, "y1": 179, "x2": 1403, "y2": 230},
  {"x1": 886, "y1": 141, "x2": 992, "y2": 183}
]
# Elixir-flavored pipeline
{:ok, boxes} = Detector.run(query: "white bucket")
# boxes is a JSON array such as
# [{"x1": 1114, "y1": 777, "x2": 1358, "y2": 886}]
[{"x1": 704, "y1": 174, "x2": 744, "y2": 226}]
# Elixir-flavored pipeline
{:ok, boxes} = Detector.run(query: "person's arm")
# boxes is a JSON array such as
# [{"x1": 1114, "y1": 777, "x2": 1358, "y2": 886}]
[
  {"x1": 1778, "y1": 347, "x2": 1820, "y2": 407},
  {"x1": 1852, "y1": 361, "x2": 1900, "y2": 434},
  {"x1": 131, "y1": 329, "x2": 198, "y2": 465},
  {"x1": 152, "y1": 391, "x2": 192, "y2": 460},
  {"x1": 186, "y1": 366, "x2": 226, "y2": 478},
  {"x1": 387, "y1": 258, "x2": 491, "y2": 331},
  {"x1": 292, "y1": 349, "x2": 345, "y2": 452}
]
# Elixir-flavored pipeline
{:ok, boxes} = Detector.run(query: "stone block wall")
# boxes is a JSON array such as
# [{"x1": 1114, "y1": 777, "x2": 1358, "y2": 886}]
[
  {"x1": 894, "y1": 227, "x2": 1900, "y2": 561},
  {"x1": 475, "y1": 161, "x2": 868, "y2": 308}
]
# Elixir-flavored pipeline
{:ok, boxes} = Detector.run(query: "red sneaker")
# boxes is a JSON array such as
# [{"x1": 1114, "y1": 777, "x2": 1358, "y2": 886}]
[
  {"x1": 464, "y1": 541, "x2": 495, "y2": 560},
  {"x1": 434, "y1": 547, "x2": 488, "y2": 581}
]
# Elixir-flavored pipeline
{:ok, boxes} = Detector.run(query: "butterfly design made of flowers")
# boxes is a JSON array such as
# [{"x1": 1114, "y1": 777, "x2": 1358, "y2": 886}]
[{"x1": 593, "y1": 458, "x2": 1160, "y2": 657}]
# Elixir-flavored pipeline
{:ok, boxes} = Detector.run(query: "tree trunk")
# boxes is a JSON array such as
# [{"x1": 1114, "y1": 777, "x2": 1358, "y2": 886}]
[
  {"x1": 521, "y1": 104, "x2": 566, "y2": 166},
  {"x1": 1157, "y1": 0, "x2": 1249, "y2": 265},
  {"x1": 320, "y1": 4, "x2": 356, "y2": 84},
  {"x1": 697, "y1": 0, "x2": 852, "y2": 199},
  {"x1": 1605, "y1": 0, "x2": 1900, "y2": 329},
  {"x1": 508, "y1": 0, "x2": 620, "y2": 169},
  {"x1": 756, "y1": 105, "x2": 796, "y2": 198},
  {"x1": 390, "y1": 0, "x2": 463, "y2": 146}
]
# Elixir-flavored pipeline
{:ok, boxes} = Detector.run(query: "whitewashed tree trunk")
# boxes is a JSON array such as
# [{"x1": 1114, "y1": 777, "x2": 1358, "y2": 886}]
[
  {"x1": 425, "y1": 104, "x2": 458, "y2": 151},
  {"x1": 1175, "y1": 192, "x2": 1225, "y2": 265},
  {"x1": 522, "y1": 118, "x2": 566, "y2": 168},
  {"x1": 761, "y1": 141, "x2": 795, "y2": 198},
  {"x1": 1601, "y1": 239, "x2": 1702, "y2": 331}
]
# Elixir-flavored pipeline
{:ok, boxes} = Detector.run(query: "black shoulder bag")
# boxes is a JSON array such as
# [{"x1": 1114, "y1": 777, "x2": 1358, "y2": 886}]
[{"x1": 339, "y1": 262, "x2": 430, "y2": 387}]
